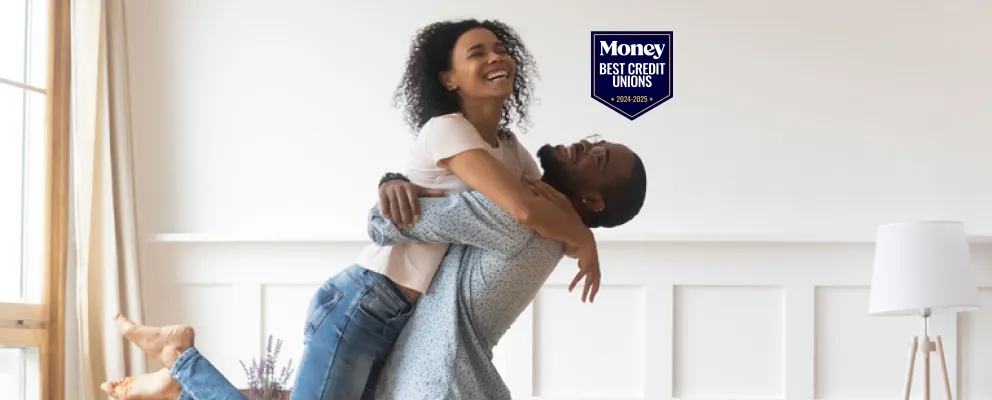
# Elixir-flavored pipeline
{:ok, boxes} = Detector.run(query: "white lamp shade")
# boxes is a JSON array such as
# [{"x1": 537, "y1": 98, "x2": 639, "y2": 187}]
[{"x1": 868, "y1": 221, "x2": 980, "y2": 316}]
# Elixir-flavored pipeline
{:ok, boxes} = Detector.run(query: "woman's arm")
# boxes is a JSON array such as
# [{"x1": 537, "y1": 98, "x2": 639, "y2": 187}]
[
  {"x1": 444, "y1": 149, "x2": 603, "y2": 303},
  {"x1": 440, "y1": 149, "x2": 594, "y2": 249},
  {"x1": 413, "y1": 115, "x2": 595, "y2": 248}
]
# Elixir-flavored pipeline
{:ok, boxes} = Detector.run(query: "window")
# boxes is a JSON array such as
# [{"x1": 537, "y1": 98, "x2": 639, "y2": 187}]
[{"x1": 0, "y1": 0, "x2": 69, "y2": 399}]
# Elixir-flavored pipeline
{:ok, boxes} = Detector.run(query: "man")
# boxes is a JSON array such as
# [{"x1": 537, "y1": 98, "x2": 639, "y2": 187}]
[
  {"x1": 370, "y1": 138, "x2": 646, "y2": 399},
  {"x1": 100, "y1": 138, "x2": 647, "y2": 399}
]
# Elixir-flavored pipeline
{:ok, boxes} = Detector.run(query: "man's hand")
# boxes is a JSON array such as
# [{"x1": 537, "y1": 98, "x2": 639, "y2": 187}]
[
  {"x1": 379, "y1": 180, "x2": 444, "y2": 228},
  {"x1": 571, "y1": 244, "x2": 601, "y2": 303},
  {"x1": 563, "y1": 243, "x2": 580, "y2": 259},
  {"x1": 528, "y1": 178, "x2": 601, "y2": 303}
]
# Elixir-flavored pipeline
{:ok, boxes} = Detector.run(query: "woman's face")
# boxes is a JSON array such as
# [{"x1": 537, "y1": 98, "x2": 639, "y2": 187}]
[{"x1": 440, "y1": 27, "x2": 516, "y2": 101}]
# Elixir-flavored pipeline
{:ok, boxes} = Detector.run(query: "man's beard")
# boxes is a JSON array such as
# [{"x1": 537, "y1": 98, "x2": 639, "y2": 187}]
[{"x1": 537, "y1": 145, "x2": 580, "y2": 198}]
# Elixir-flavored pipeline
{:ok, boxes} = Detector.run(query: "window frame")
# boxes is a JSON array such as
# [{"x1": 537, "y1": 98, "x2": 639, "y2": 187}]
[{"x1": 0, "y1": 0, "x2": 71, "y2": 398}]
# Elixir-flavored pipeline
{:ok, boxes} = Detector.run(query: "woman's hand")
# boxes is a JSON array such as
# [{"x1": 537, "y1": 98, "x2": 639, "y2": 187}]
[
  {"x1": 378, "y1": 180, "x2": 444, "y2": 228},
  {"x1": 528, "y1": 178, "x2": 601, "y2": 303},
  {"x1": 527, "y1": 178, "x2": 580, "y2": 222}
]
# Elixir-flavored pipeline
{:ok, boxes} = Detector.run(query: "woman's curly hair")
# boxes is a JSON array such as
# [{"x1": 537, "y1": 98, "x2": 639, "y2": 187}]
[{"x1": 393, "y1": 19, "x2": 538, "y2": 137}]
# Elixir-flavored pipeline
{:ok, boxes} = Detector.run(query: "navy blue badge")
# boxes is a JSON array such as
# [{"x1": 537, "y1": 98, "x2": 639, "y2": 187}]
[{"x1": 591, "y1": 31, "x2": 673, "y2": 120}]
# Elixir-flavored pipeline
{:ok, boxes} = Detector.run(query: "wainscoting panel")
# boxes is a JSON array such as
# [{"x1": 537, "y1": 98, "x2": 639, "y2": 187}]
[
  {"x1": 532, "y1": 284, "x2": 647, "y2": 398},
  {"x1": 171, "y1": 284, "x2": 251, "y2": 388},
  {"x1": 959, "y1": 288, "x2": 992, "y2": 400},
  {"x1": 139, "y1": 240, "x2": 992, "y2": 400},
  {"x1": 674, "y1": 285, "x2": 785, "y2": 399}
]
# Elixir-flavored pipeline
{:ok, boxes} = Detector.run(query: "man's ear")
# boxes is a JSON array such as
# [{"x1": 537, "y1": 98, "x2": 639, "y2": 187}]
[{"x1": 580, "y1": 194, "x2": 605, "y2": 212}]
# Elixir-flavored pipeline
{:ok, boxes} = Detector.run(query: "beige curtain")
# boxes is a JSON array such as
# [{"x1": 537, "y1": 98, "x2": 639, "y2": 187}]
[{"x1": 70, "y1": 0, "x2": 146, "y2": 397}]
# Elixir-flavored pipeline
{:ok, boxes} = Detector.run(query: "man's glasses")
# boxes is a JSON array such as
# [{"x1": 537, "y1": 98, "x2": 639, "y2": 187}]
[{"x1": 584, "y1": 134, "x2": 607, "y2": 159}]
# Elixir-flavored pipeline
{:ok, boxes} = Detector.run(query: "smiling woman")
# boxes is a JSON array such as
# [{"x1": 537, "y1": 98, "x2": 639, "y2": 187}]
[{"x1": 0, "y1": 0, "x2": 71, "y2": 399}]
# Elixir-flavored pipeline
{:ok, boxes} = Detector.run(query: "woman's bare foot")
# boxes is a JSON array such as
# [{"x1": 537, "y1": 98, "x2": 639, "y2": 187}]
[
  {"x1": 100, "y1": 368, "x2": 182, "y2": 400},
  {"x1": 114, "y1": 313, "x2": 195, "y2": 369}
]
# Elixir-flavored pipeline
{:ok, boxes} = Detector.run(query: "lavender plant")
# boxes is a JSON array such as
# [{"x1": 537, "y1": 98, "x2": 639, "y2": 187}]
[{"x1": 240, "y1": 335, "x2": 295, "y2": 399}]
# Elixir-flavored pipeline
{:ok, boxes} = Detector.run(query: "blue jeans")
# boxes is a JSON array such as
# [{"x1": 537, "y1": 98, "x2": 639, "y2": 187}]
[{"x1": 171, "y1": 264, "x2": 415, "y2": 399}]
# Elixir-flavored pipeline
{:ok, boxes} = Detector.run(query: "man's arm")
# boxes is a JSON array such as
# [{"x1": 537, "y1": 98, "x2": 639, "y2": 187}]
[{"x1": 367, "y1": 191, "x2": 533, "y2": 254}]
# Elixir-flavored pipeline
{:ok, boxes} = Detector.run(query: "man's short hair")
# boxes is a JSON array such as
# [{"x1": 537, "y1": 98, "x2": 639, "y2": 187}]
[{"x1": 588, "y1": 155, "x2": 647, "y2": 228}]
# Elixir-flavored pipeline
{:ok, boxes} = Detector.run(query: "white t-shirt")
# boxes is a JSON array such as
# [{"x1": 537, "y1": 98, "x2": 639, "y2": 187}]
[{"x1": 353, "y1": 113, "x2": 541, "y2": 293}]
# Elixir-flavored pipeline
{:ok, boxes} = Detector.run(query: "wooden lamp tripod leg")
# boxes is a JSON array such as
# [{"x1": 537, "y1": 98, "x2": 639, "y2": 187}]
[
  {"x1": 924, "y1": 336, "x2": 931, "y2": 400},
  {"x1": 936, "y1": 336, "x2": 952, "y2": 400},
  {"x1": 904, "y1": 336, "x2": 919, "y2": 400}
]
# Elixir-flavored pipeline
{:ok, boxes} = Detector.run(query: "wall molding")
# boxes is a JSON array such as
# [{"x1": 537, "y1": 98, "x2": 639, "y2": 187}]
[{"x1": 145, "y1": 231, "x2": 992, "y2": 245}]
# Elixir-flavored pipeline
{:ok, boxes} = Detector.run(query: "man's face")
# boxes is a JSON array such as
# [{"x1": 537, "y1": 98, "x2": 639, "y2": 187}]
[{"x1": 537, "y1": 136, "x2": 637, "y2": 212}]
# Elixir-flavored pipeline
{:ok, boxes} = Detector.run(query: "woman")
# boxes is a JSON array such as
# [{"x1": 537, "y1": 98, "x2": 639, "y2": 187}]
[
  {"x1": 290, "y1": 18, "x2": 603, "y2": 400},
  {"x1": 376, "y1": 19, "x2": 603, "y2": 302}
]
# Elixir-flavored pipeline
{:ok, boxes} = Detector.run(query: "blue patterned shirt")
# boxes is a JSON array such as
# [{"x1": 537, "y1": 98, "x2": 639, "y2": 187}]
[{"x1": 367, "y1": 191, "x2": 565, "y2": 399}]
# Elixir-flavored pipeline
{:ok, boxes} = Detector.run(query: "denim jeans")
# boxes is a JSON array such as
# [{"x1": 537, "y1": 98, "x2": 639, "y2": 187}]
[
  {"x1": 172, "y1": 347, "x2": 243, "y2": 400},
  {"x1": 171, "y1": 264, "x2": 416, "y2": 399}
]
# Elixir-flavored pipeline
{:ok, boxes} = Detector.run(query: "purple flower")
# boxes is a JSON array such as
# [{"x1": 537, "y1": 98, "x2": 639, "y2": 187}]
[{"x1": 240, "y1": 334, "x2": 294, "y2": 399}]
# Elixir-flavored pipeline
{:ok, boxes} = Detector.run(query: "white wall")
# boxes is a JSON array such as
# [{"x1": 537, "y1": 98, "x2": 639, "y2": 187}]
[
  {"x1": 121, "y1": 0, "x2": 992, "y2": 398},
  {"x1": 138, "y1": 240, "x2": 992, "y2": 399},
  {"x1": 123, "y1": 0, "x2": 992, "y2": 241}
]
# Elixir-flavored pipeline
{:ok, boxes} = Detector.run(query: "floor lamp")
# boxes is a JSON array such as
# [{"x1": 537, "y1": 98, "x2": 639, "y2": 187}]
[{"x1": 868, "y1": 221, "x2": 981, "y2": 400}]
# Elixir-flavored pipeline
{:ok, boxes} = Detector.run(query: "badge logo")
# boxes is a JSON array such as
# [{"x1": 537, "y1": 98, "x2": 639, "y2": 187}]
[{"x1": 591, "y1": 31, "x2": 673, "y2": 120}]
